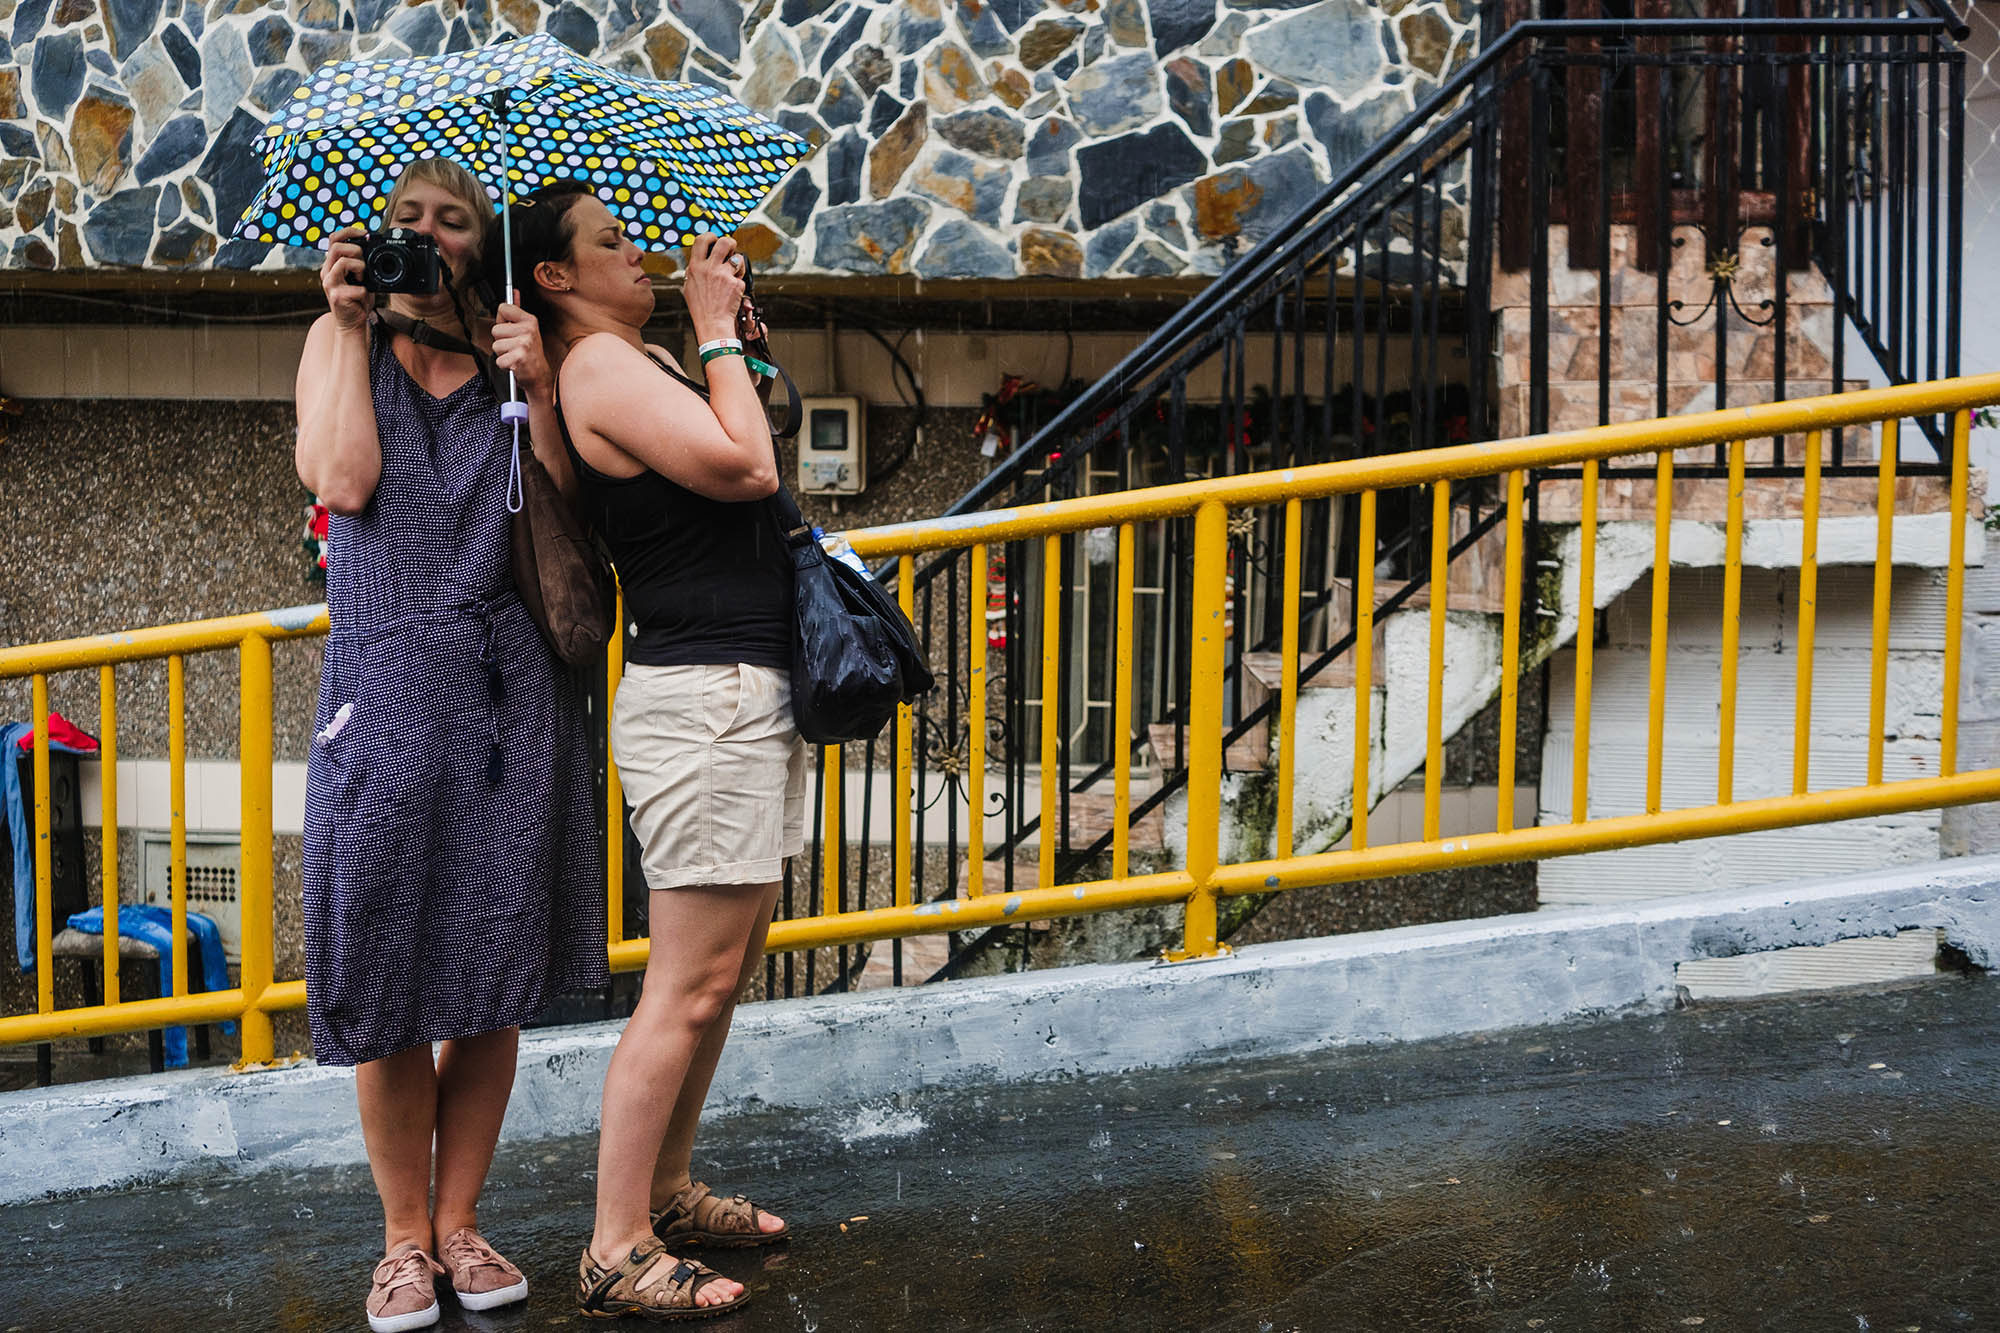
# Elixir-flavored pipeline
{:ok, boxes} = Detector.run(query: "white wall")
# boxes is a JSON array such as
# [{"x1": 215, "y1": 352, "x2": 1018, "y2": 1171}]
[{"x1": 1538, "y1": 562, "x2": 1950, "y2": 904}]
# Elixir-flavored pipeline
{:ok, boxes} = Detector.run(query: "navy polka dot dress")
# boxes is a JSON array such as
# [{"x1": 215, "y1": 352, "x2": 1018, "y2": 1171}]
[{"x1": 301, "y1": 329, "x2": 608, "y2": 1067}]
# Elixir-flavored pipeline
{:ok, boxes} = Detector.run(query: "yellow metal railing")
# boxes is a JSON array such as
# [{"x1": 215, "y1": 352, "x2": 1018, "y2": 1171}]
[
  {"x1": 0, "y1": 606, "x2": 326, "y2": 1058},
  {"x1": 1, "y1": 375, "x2": 1995, "y2": 1062}
]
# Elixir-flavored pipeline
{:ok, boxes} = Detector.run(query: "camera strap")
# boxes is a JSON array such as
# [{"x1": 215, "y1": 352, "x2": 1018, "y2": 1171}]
[
  {"x1": 375, "y1": 309, "x2": 507, "y2": 401},
  {"x1": 374, "y1": 310, "x2": 480, "y2": 361}
]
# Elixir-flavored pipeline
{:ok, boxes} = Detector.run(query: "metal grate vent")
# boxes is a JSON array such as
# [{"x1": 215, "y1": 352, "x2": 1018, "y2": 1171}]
[{"x1": 139, "y1": 833, "x2": 243, "y2": 963}]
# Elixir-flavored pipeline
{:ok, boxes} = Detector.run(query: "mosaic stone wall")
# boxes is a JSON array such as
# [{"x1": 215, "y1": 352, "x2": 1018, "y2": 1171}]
[{"x1": 0, "y1": 0, "x2": 1477, "y2": 279}]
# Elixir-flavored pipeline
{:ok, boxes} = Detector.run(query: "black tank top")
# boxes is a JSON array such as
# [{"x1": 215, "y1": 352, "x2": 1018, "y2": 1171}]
[{"x1": 555, "y1": 349, "x2": 791, "y2": 669}]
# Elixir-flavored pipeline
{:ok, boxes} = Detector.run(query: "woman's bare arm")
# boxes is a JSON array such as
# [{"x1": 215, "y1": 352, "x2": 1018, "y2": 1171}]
[
  {"x1": 294, "y1": 228, "x2": 383, "y2": 514},
  {"x1": 562, "y1": 332, "x2": 777, "y2": 502}
]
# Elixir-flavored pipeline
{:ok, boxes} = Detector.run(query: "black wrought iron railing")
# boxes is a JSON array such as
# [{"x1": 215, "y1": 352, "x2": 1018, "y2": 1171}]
[{"x1": 757, "y1": 4, "x2": 1968, "y2": 995}]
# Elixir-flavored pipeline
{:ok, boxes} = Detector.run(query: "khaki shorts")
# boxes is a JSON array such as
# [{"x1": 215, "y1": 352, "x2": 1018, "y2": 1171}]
[{"x1": 610, "y1": 662, "x2": 809, "y2": 890}]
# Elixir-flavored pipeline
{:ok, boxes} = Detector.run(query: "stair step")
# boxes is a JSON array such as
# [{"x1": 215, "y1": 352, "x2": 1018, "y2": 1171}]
[
  {"x1": 949, "y1": 788, "x2": 1167, "y2": 889},
  {"x1": 1149, "y1": 720, "x2": 1269, "y2": 774},
  {"x1": 852, "y1": 932, "x2": 952, "y2": 990},
  {"x1": 1060, "y1": 788, "x2": 1168, "y2": 849},
  {"x1": 1241, "y1": 648, "x2": 1382, "y2": 691}
]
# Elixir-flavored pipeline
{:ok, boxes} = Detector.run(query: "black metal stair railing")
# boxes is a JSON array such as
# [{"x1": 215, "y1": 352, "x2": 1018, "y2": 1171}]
[{"x1": 766, "y1": 7, "x2": 1967, "y2": 996}]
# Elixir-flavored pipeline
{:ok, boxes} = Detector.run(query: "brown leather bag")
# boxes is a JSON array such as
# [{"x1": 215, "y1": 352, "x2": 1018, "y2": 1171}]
[{"x1": 508, "y1": 443, "x2": 616, "y2": 668}]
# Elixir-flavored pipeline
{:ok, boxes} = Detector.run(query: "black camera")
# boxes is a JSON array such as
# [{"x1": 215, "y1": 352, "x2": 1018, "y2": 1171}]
[{"x1": 358, "y1": 227, "x2": 440, "y2": 295}]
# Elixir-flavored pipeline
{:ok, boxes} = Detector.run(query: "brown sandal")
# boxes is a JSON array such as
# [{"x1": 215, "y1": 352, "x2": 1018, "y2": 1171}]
[
  {"x1": 652, "y1": 1179, "x2": 790, "y2": 1249},
  {"x1": 576, "y1": 1235, "x2": 749, "y2": 1322}
]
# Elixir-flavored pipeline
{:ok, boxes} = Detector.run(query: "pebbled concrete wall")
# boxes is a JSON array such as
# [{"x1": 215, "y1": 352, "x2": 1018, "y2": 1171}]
[{"x1": 4, "y1": 852, "x2": 1997, "y2": 1204}]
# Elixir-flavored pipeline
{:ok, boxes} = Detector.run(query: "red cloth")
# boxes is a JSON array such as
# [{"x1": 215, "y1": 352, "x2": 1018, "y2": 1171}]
[{"x1": 14, "y1": 711, "x2": 99, "y2": 755}]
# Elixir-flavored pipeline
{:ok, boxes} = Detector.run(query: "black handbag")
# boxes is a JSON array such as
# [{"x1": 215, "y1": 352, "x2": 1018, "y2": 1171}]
[{"x1": 765, "y1": 480, "x2": 934, "y2": 743}]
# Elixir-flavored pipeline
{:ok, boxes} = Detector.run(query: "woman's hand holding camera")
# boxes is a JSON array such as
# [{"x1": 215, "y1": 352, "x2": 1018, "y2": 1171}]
[
  {"x1": 492, "y1": 301, "x2": 551, "y2": 401},
  {"x1": 736, "y1": 296, "x2": 768, "y2": 350},
  {"x1": 682, "y1": 232, "x2": 748, "y2": 344},
  {"x1": 319, "y1": 224, "x2": 374, "y2": 332}
]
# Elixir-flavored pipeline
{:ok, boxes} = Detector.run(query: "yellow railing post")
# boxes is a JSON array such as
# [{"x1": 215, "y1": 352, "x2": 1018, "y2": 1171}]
[
  {"x1": 98, "y1": 666, "x2": 120, "y2": 1006},
  {"x1": 1176, "y1": 500, "x2": 1229, "y2": 959},
  {"x1": 1423, "y1": 481, "x2": 1450, "y2": 840},
  {"x1": 167, "y1": 654, "x2": 188, "y2": 998},
  {"x1": 235, "y1": 634, "x2": 275, "y2": 1065},
  {"x1": 822, "y1": 745, "x2": 842, "y2": 917},
  {"x1": 1497, "y1": 470, "x2": 1525, "y2": 832},
  {"x1": 1645, "y1": 451, "x2": 1673, "y2": 815},
  {"x1": 1718, "y1": 438, "x2": 1746, "y2": 804},
  {"x1": 1039, "y1": 534, "x2": 1061, "y2": 890},
  {"x1": 1868, "y1": 420, "x2": 1898, "y2": 786},
  {"x1": 895, "y1": 556, "x2": 915, "y2": 907},
  {"x1": 968, "y1": 543, "x2": 988, "y2": 897},
  {"x1": 30, "y1": 676, "x2": 52, "y2": 1015},
  {"x1": 1351, "y1": 491, "x2": 1376, "y2": 851}
]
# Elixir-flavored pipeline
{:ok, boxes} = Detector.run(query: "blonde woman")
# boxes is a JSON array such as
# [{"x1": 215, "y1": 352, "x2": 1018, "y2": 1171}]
[{"x1": 295, "y1": 157, "x2": 607, "y2": 1332}]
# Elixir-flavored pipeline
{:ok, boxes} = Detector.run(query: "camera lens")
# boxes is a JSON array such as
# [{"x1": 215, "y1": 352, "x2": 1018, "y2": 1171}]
[{"x1": 372, "y1": 251, "x2": 406, "y2": 287}]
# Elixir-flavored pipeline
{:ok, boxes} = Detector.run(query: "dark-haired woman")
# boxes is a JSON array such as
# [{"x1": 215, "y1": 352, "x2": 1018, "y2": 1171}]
[
  {"x1": 296, "y1": 157, "x2": 607, "y2": 1332},
  {"x1": 498, "y1": 180, "x2": 795, "y2": 1322}
]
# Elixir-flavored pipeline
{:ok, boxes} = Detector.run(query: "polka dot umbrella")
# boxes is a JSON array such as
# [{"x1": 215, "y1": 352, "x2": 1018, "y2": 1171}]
[
  {"x1": 236, "y1": 31, "x2": 812, "y2": 256},
  {"x1": 235, "y1": 30, "x2": 812, "y2": 492}
]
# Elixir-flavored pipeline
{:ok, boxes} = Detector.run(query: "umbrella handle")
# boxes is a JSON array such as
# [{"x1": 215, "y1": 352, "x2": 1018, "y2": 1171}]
[{"x1": 500, "y1": 273, "x2": 530, "y2": 427}]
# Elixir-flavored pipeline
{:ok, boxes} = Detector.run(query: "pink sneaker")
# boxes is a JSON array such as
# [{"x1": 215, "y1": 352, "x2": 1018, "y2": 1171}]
[
  {"x1": 366, "y1": 1243, "x2": 444, "y2": 1333},
  {"x1": 438, "y1": 1227, "x2": 530, "y2": 1311}
]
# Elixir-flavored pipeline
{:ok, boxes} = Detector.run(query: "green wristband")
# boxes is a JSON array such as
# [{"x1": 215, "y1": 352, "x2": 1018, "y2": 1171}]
[{"x1": 699, "y1": 345, "x2": 745, "y2": 365}]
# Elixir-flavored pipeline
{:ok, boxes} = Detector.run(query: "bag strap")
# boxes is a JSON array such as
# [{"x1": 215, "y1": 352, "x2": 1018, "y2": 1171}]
[
  {"x1": 641, "y1": 344, "x2": 804, "y2": 443},
  {"x1": 746, "y1": 338, "x2": 804, "y2": 442},
  {"x1": 622, "y1": 348, "x2": 812, "y2": 540}
]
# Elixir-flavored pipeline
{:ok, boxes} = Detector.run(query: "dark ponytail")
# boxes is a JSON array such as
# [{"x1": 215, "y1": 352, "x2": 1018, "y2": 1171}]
[{"x1": 486, "y1": 178, "x2": 596, "y2": 323}]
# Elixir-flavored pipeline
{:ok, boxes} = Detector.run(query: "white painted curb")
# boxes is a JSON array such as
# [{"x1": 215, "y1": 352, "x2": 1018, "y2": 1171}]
[{"x1": 4, "y1": 855, "x2": 1998, "y2": 1205}]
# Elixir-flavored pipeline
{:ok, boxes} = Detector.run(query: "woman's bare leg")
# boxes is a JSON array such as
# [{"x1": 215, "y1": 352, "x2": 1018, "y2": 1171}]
[
  {"x1": 588, "y1": 883, "x2": 772, "y2": 1306},
  {"x1": 431, "y1": 1024, "x2": 519, "y2": 1244},
  {"x1": 649, "y1": 882, "x2": 784, "y2": 1239},
  {"x1": 354, "y1": 1043, "x2": 439, "y2": 1255}
]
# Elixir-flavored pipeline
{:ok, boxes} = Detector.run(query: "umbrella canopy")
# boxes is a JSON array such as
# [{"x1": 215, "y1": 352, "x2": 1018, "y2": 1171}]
[{"x1": 235, "y1": 31, "x2": 811, "y2": 253}]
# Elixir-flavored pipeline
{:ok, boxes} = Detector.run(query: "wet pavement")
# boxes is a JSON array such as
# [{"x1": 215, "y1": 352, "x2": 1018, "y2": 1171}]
[{"x1": 5, "y1": 977, "x2": 1999, "y2": 1332}]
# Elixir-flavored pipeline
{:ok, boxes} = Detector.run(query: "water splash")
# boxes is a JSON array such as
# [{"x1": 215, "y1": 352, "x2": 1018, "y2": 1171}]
[{"x1": 833, "y1": 1104, "x2": 925, "y2": 1144}]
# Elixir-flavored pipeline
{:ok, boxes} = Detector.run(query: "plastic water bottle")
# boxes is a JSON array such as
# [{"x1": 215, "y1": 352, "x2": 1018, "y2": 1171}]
[{"x1": 817, "y1": 528, "x2": 872, "y2": 576}]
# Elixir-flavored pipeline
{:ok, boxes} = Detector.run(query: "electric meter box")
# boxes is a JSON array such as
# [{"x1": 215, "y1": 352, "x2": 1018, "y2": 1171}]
[{"x1": 797, "y1": 396, "x2": 866, "y2": 496}]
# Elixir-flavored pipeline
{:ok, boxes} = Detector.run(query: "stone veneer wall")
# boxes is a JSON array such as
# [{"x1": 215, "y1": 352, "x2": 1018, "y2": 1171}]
[{"x1": 0, "y1": 0, "x2": 1475, "y2": 279}]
